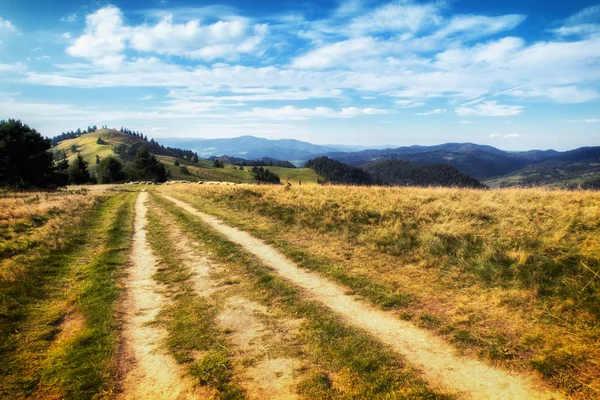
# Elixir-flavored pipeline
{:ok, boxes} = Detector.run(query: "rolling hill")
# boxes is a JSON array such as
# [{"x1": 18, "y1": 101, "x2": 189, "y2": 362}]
[{"x1": 51, "y1": 129, "x2": 321, "y2": 183}]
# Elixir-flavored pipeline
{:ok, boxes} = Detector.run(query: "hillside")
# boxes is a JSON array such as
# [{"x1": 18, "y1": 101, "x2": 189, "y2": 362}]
[
  {"x1": 362, "y1": 159, "x2": 486, "y2": 188},
  {"x1": 485, "y1": 157, "x2": 600, "y2": 189},
  {"x1": 51, "y1": 129, "x2": 321, "y2": 184}
]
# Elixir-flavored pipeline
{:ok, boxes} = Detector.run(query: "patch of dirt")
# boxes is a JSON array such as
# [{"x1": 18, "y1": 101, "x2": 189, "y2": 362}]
[
  {"x1": 118, "y1": 192, "x2": 207, "y2": 399},
  {"x1": 53, "y1": 311, "x2": 85, "y2": 345},
  {"x1": 163, "y1": 194, "x2": 563, "y2": 400}
]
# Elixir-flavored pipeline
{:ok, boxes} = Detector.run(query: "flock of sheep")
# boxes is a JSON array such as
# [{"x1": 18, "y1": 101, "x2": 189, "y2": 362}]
[{"x1": 124, "y1": 180, "x2": 238, "y2": 186}]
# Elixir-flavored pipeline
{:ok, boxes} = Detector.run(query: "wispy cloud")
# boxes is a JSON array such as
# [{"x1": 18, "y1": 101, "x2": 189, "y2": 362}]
[
  {"x1": 416, "y1": 108, "x2": 446, "y2": 116},
  {"x1": 456, "y1": 101, "x2": 523, "y2": 117}
]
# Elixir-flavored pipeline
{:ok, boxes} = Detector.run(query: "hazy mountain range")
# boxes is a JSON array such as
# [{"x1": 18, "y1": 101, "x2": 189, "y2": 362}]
[{"x1": 160, "y1": 136, "x2": 600, "y2": 185}]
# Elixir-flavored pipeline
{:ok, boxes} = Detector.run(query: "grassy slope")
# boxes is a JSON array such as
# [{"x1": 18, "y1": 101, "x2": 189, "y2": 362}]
[
  {"x1": 159, "y1": 184, "x2": 600, "y2": 398},
  {"x1": 52, "y1": 130, "x2": 315, "y2": 183}
]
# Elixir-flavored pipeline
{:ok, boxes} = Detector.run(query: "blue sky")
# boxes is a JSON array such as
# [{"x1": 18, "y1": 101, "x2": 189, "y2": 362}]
[{"x1": 0, "y1": 0, "x2": 599, "y2": 150}]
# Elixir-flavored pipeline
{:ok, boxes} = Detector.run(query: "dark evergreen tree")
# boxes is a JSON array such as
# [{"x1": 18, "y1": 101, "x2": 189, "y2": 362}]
[
  {"x1": 96, "y1": 156, "x2": 125, "y2": 183},
  {"x1": 124, "y1": 145, "x2": 168, "y2": 182},
  {"x1": 174, "y1": 159, "x2": 180, "y2": 166},
  {"x1": 68, "y1": 155, "x2": 91, "y2": 184},
  {"x1": 0, "y1": 119, "x2": 58, "y2": 188}
]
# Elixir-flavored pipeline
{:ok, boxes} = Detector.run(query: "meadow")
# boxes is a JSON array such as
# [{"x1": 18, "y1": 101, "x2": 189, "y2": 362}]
[{"x1": 0, "y1": 183, "x2": 598, "y2": 399}]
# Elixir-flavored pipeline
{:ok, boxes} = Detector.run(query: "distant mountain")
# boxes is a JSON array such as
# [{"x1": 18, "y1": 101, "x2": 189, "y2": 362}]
[
  {"x1": 314, "y1": 143, "x2": 600, "y2": 180},
  {"x1": 160, "y1": 136, "x2": 341, "y2": 161},
  {"x1": 208, "y1": 155, "x2": 296, "y2": 168},
  {"x1": 362, "y1": 159, "x2": 486, "y2": 189}
]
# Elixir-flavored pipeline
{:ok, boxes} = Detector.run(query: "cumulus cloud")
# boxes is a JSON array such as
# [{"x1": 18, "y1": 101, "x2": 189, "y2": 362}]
[
  {"x1": 456, "y1": 101, "x2": 523, "y2": 116},
  {"x1": 67, "y1": 6, "x2": 268, "y2": 61}
]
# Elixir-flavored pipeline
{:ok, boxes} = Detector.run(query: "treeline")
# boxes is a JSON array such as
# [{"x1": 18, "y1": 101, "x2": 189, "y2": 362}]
[
  {"x1": 49, "y1": 125, "x2": 109, "y2": 146},
  {"x1": 306, "y1": 156, "x2": 486, "y2": 188},
  {"x1": 1, "y1": 120, "x2": 167, "y2": 188},
  {"x1": 306, "y1": 157, "x2": 374, "y2": 185},
  {"x1": 209, "y1": 155, "x2": 295, "y2": 168},
  {"x1": 251, "y1": 166, "x2": 280, "y2": 184},
  {"x1": 362, "y1": 160, "x2": 486, "y2": 189}
]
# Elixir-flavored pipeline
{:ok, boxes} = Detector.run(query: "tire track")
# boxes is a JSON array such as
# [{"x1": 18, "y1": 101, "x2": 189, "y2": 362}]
[{"x1": 118, "y1": 192, "x2": 202, "y2": 399}]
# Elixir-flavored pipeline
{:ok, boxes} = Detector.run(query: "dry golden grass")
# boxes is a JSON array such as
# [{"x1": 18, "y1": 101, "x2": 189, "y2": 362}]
[
  {"x1": 161, "y1": 183, "x2": 600, "y2": 398},
  {"x1": 0, "y1": 188, "x2": 105, "y2": 281}
]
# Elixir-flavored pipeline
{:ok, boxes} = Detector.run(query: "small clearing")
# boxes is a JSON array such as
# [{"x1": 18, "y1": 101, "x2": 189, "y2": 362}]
[
  {"x1": 118, "y1": 192, "x2": 201, "y2": 399},
  {"x1": 162, "y1": 194, "x2": 562, "y2": 400},
  {"x1": 162, "y1": 207, "x2": 303, "y2": 399}
]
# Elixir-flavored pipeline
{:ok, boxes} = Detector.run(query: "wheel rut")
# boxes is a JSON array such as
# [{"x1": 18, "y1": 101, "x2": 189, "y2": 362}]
[{"x1": 118, "y1": 192, "x2": 202, "y2": 399}]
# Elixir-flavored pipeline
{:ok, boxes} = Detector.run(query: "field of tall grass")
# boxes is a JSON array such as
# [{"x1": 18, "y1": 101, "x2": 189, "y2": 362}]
[{"x1": 163, "y1": 183, "x2": 600, "y2": 397}]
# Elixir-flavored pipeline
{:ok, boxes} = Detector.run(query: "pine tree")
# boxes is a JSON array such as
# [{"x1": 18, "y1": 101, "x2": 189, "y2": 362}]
[{"x1": 68, "y1": 155, "x2": 90, "y2": 184}]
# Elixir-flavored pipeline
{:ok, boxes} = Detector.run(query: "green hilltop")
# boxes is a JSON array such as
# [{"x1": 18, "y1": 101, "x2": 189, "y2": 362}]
[{"x1": 52, "y1": 129, "x2": 321, "y2": 184}]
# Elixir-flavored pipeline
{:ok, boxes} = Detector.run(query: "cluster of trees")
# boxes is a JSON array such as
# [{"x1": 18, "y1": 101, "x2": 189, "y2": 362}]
[
  {"x1": 119, "y1": 127, "x2": 148, "y2": 141},
  {"x1": 251, "y1": 166, "x2": 280, "y2": 184},
  {"x1": 362, "y1": 160, "x2": 486, "y2": 189},
  {"x1": 0, "y1": 120, "x2": 168, "y2": 188},
  {"x1": 49, "y1": 125, "x2": 102, "y2": 146},
  {"x1": 166, "y1": 146, "x2": 199, "y2": 163},
  {"x1": 306, "y1": 157, "x2": 374, "y2": 185},
  {"x1": 213, "y1": 159, "x2": 225, "y2": 168}
]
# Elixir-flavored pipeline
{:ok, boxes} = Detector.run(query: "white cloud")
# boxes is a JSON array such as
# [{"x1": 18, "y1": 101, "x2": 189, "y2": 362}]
[
  {"x1": 292, "y1": 37, "x2": 383, "y2": 69},
  {"x1": 67, "y1": 6, "x2": 128, "y2": 59},
  {"x1": 489, "y1": 133, "x2": 524, "y2": 139},
  {"x1": 0, "y1": 17, "x2": 16, "y2": 33},
  {"x1": 456, "y1": 101, "x2": 523, "y2": 116},
  {"x1": 346, "y1": 2, "x2": 440, "y2": 35},
  {"x1": 239, "y1": 105, "x2": 390, "y2": 120},
  {"x1": 151, "y1": 126, "x2": 166, "y2": 131},
  {"x1": 416, "y1": 108, "x2": 446, "y2": 116},
  {"x1": 61, "y1": 13, "x2": 77, "y2": 23},
  {"x1": 505, "y1": 86, "x2": 598, "y2": 103},
  {"x1": 67, "y1": 6, "x2": 268, "y2": 61},
  {"x1": 129, "y1": 16, "x2": 267, "y2": 59},
  {"x1": 395, "y1": 99, "x2": 425, "y2": 108},
  {"x1": 551, "y1": 5, "x2": 600, "y2": 38},
  {"x1": 434, "y1": 14, "x2": 526, "y2": 39},
  {"x1": 584, "y1": 118, "x2": 600, "y2": 123}
]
